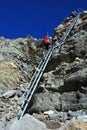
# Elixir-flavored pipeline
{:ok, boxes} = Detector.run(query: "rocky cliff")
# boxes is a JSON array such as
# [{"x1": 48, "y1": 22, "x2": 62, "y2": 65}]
[
  {"x1": 30, "y1": 10, "x2": 87, "y2": 113},
  {"x1": 0, "y1": 10, "x2": 87, "y2": 130}
]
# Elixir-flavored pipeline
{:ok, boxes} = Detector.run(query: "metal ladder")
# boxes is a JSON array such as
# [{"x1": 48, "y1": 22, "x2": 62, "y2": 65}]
[
  {"x1": 17, "y1": 11, "x2": 82, "y2": 120},
  {"x1": 17, "y1": 48, "x2": 53, "y2": 119},
  {"x1": 54, "y1": 10, "x2": 83, "y2": 49},
  {"x1": 61, "y1": 14, "x2": 80, "y2": 43}
]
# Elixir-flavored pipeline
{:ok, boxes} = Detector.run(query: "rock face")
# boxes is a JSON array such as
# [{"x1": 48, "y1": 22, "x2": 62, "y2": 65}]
[
  {"x1": 0, "y1": 36, "x2": 43, "y2": 128},
  {"x1": 30, "y1": 10, "x2": 87, "y2": 114},
  {"x1": 0, "y1": 10, "x2": 87, "y2": 130}
]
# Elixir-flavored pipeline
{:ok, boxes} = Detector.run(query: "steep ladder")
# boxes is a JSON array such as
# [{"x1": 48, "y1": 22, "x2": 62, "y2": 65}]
[{"x1": 17, "y1": 11, "x2": 82, "y2": 120}]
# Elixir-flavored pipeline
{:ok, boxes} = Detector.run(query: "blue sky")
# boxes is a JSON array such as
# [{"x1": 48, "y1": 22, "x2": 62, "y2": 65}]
[{"x1": 0, "y1": 0, "x2": 87, "y2": 39}]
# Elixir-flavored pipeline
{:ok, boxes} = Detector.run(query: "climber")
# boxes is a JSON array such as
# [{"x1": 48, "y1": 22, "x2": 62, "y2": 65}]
[
  {"x1": 52, "y1": 35, "x2": 60, "y2": 48},
  {"x1": 71, "y1": 11, "x2": 76, "y2": 18},
  {"x1": 42, "y1": 35, "x2": 50, "y2": 58}
]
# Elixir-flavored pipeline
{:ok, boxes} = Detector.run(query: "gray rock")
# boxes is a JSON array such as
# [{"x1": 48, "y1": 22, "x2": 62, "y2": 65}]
[
  {"x1": 29, "y1": 92, "x2": 61, "y2": 114},
  {"x1": 6, "y1": 114, "x2": 47, "y2": 130},
  {"x1": 0, "y1": 121, "x2": 6, "y2": 130},
  {"x1": 58, "y1": 68, "x2": 87, "y2": 93},
  {"x1": 15, "y1": 89, "x2": 23, "y2": 97},
  {"x1": 67, "y1": 110, "x2": 85, "y2": 117},
  {"x1": 2, "y1": 90, "x2": 15, "y2": 98}
]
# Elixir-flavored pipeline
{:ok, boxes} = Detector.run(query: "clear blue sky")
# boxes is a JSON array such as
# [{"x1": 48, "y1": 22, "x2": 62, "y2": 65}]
[{"x1": 0, "y1": 0, "x2": 87, "y2": 39}]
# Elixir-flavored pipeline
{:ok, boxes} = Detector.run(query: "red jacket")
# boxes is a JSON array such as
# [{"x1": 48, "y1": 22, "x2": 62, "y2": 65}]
[{"x1": 43, "y1": 36, "x2": 50, "y2": 44}]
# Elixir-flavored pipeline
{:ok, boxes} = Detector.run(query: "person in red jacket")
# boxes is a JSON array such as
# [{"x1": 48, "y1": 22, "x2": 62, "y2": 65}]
[{"x1": 42, "y1": 35, "x2": 50, "y2": 58}]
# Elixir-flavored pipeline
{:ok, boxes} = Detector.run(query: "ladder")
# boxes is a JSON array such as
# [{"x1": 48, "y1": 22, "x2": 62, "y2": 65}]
[
  {"x1": 17, "y1": 11, "x2": 82, "y2": 120},
  {"x1": 54, "y1": 10, "x2": 82, "y2": 49},
  {"x1": 61, "y1": 14, "x2": 80, "y2": 43},
  {"x1": 17, "y1": 48, "x2": 53, "y2": 119}
]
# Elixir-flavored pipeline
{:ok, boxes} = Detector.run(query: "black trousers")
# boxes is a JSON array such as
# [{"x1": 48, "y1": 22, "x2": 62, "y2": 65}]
[{"x1": 44, "y1": 44, "x2": 49, "y2": 50}]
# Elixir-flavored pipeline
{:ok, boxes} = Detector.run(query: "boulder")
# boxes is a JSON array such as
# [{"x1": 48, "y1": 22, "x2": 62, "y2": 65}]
[
  {"x1": 7, "y1": 114, "x2": 47, "y2": 130},
  {"x1": 58, "y1": 120, "x2": 87, "y2": 130}
]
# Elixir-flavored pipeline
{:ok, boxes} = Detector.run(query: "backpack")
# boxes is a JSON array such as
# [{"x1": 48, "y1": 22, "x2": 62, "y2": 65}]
[{"x1": 43, "y1": 35, "x2": 50, "y2": 44}]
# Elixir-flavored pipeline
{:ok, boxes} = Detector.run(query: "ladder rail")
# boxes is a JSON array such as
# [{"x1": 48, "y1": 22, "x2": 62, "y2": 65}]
[
  {"x1": 61, "y1": 13, "x2": 80, "y2": 43},
  {"x1": 18, "y1": 59, "x2": 43, "y2": 108}
]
